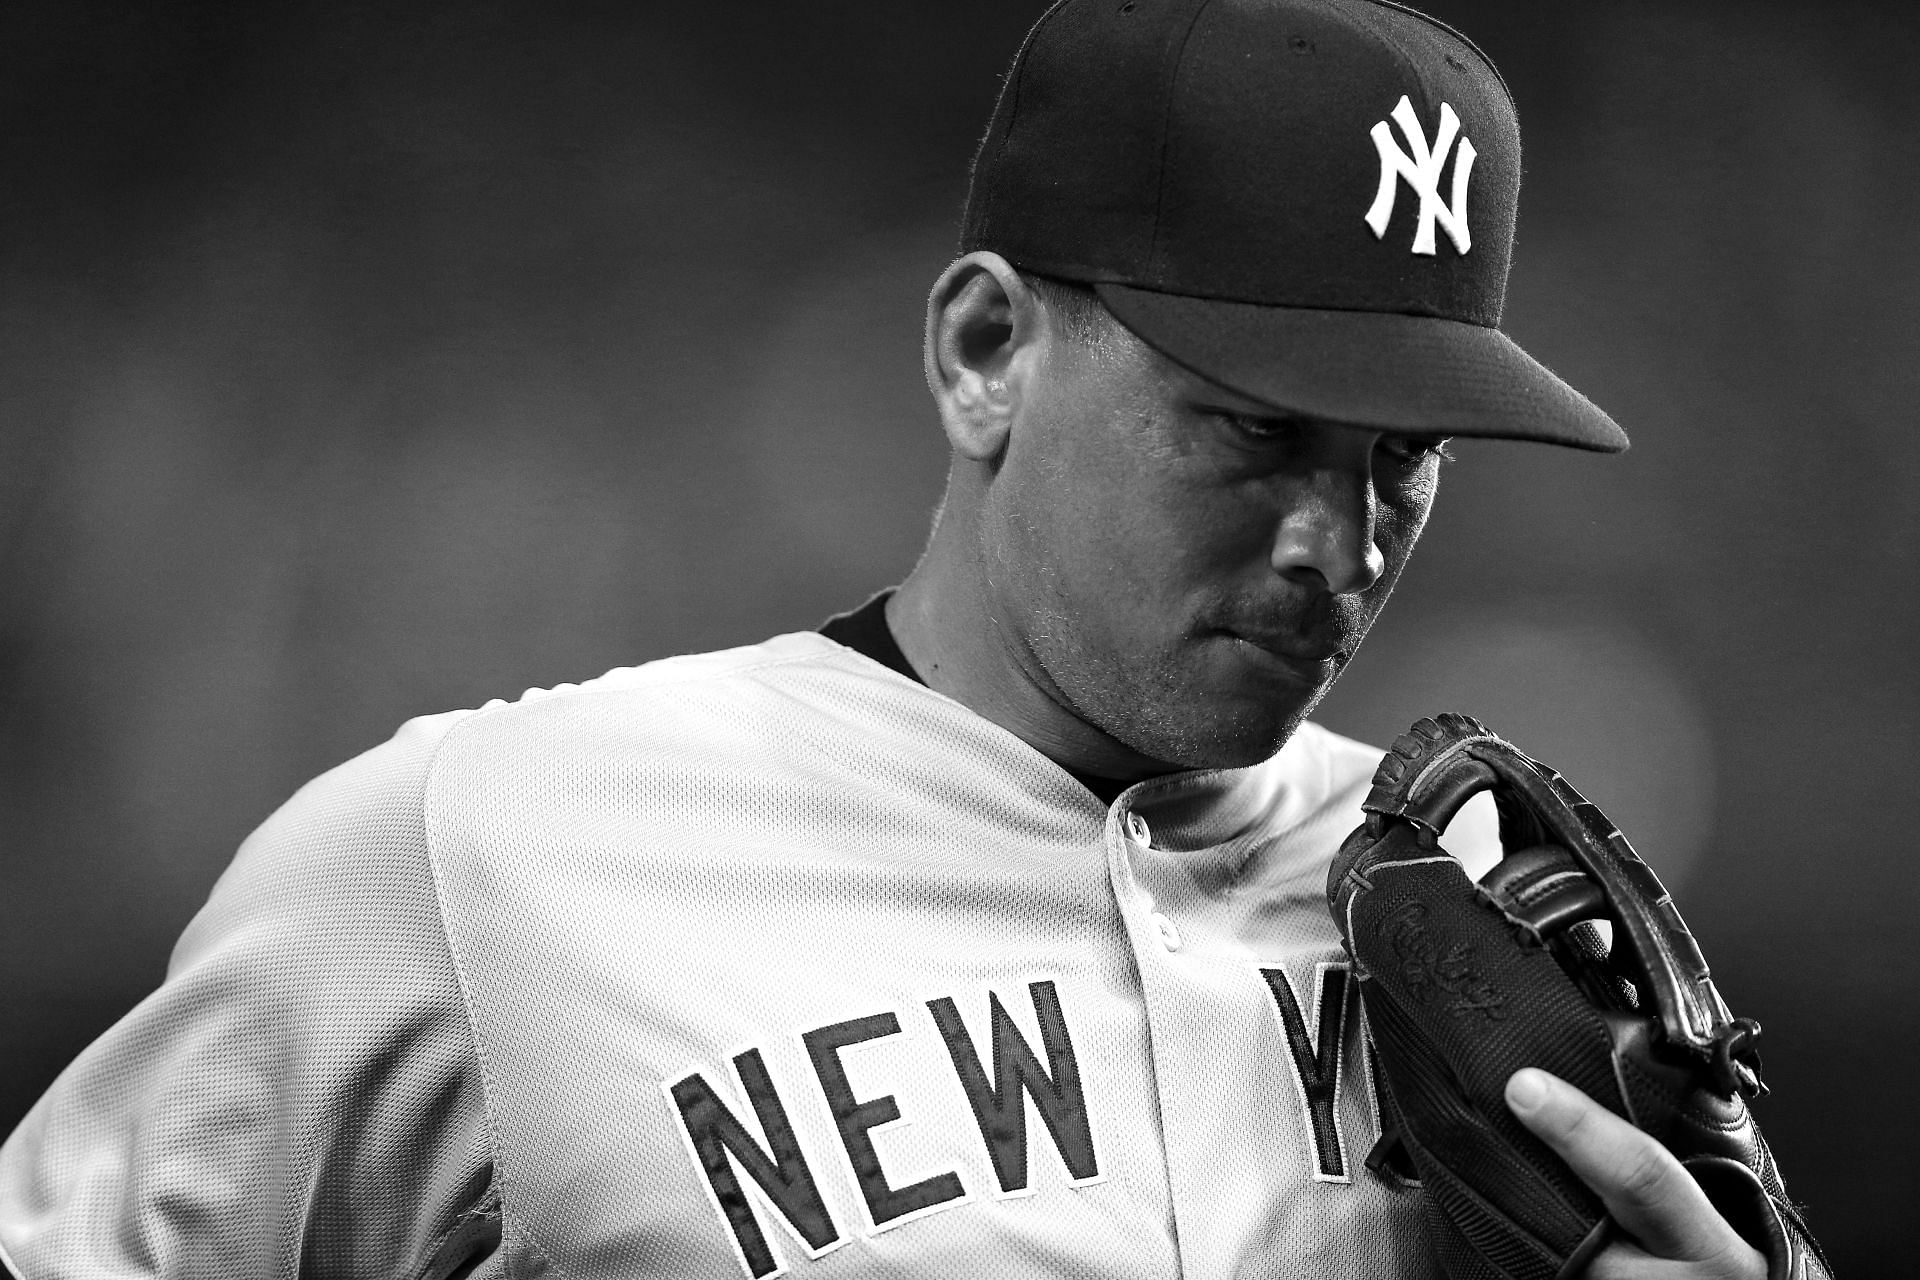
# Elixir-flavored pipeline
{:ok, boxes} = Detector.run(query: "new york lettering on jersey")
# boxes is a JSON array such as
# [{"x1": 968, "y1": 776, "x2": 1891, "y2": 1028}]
[{"x1": 419, "y1": 634, "x2": 1450, "y2": 1277}]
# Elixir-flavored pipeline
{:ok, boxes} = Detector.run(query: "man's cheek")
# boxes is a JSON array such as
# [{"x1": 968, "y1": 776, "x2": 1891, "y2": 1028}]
[{"x1": 1377, "y1": 497, "x2": 1435, "y2": 574}]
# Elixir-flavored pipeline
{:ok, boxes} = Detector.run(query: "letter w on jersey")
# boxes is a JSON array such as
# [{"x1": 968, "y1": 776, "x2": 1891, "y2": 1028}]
[{"x1": 1364, "y1": 95, "x2": 1475, "y2": 256}]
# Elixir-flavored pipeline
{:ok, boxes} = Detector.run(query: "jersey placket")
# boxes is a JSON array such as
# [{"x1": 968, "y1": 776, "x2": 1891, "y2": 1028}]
[
  {"x1": 1101, "y1": 775, "x2": 1434, "y2": 1279},
  {"x1": 1104, "y1": 782, "x2": 1252, "y2": 1278}
]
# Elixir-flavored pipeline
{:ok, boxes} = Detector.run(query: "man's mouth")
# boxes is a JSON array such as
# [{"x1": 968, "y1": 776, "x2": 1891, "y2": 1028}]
[{"x1": 1221, "y1": 629, "x2": 1349, "y2": 677}]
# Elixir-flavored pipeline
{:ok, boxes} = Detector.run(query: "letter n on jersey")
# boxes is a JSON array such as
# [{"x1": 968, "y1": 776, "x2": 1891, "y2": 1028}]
[{"x1": 667, "y1": 1048, "x2": 847, "y2": 1277}]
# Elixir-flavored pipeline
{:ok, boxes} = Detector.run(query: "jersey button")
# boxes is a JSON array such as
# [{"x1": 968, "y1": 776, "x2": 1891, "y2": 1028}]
[
  {"x1": 1151, "y1": 912, "x2": 1181, "y2": 952},
  {"x1": 1125, "y1": 812, "x2": 1153, "y2": 848}
]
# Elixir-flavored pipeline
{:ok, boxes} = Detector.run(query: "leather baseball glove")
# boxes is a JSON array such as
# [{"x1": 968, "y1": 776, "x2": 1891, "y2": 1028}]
[{"x1": 1327, "y1": 713, "x2": 1829, "y2": 1280}]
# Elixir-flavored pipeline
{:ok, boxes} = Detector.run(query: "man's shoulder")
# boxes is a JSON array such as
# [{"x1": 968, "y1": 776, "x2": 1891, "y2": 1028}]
[
  {"x1": 195, "y1": 632, "x2": 890, "y2": 934},
  {"x1": 253, "y1": 632, "x2": 868, "y2": 841},
  {"x1": 399, "y1": 626, "x2": 979, "y2": 826},
  {"x1": 510, "y1": 629, "x2": 850, "y2": 703},
  {"x1": 427, "y1": 628, "x2": 904, "y2": 755}
]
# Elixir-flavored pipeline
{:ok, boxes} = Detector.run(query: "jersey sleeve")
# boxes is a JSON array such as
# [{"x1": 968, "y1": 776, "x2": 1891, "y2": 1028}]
[{"x1": 0, "y1": 710, "x2": 501, "y2": 1280}]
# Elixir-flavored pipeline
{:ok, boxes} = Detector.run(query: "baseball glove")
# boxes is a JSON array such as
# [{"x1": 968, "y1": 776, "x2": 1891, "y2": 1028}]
[{"x1": 1327, "y1": 713, "x2": 1828, "y2": 1280}]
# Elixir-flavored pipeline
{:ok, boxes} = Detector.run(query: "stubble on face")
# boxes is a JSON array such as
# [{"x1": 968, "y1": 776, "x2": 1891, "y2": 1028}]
[{"x1": 978, "y1": 314, "x2": 1438, "y2": 775}]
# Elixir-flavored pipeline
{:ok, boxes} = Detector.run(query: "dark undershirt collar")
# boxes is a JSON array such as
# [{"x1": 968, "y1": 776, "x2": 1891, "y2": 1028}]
[{"x1": 818, "y1": 591, "x2": 1138, "y2": 806}]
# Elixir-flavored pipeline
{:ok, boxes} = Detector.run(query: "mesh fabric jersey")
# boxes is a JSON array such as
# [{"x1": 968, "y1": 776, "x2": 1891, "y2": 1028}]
[{"x1": 0, "y1": 631, "x2": 1499, "y2": 1279}]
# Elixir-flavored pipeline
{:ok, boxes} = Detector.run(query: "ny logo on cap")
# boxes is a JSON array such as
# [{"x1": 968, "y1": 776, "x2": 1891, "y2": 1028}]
[{"x1": 1365, "y1": 95, "x2": 1476, "y2": 256}]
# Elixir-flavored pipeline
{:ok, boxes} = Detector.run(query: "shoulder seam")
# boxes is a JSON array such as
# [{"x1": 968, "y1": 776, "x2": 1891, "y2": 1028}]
[
  {"x1": 413, "y1": 720, "x2": 564, "y2": 1278},
  {"x1": 402, "y1": 640, "x2": 838, "y2": 1276}
]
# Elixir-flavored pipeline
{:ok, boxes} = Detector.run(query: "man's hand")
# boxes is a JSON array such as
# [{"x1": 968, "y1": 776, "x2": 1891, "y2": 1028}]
[{"x1": 1505, "y1": 1069, "x2": 1768, "y2": 1280}]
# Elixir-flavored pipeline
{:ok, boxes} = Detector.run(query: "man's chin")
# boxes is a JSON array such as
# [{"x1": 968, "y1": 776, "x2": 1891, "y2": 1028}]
[{"x1": 1114, "y1": 688, "x2": 1326, "y2": 774}]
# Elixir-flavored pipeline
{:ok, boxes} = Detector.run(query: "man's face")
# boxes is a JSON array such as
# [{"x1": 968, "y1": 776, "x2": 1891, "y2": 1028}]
[{"x1": 975, "y1": 311, "x2": 1445, "y2": 773}]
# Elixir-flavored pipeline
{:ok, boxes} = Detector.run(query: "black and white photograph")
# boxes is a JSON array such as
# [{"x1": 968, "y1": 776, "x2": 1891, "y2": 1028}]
[{"x1": 1, "y1": 2, "x2": 1912, "y2": 1277}]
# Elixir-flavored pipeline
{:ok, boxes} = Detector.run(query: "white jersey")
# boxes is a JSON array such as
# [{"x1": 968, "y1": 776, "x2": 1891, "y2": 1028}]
[{"x1": 0, "y1": 630, "x2": 1499, "y2": 1279}]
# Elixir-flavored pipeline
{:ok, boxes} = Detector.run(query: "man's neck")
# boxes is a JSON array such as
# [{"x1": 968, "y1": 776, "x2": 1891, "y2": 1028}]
[{"x1": 886, "y1": 537, "x2": 1177, "y2": 784}]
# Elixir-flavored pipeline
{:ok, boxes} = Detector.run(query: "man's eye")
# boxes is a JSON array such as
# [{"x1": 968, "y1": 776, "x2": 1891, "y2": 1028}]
[
  {"x1": 1216, "y1": 412, "x2": 1302, "y2": 442},
  {"x1": 1379, "y1": 435, "x2": 1456, "y2": 466}
]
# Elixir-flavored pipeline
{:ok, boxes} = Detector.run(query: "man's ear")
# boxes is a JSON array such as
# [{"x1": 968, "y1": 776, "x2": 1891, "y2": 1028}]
[{"x1": 924, "y1": 251, "x2": 1046, "y2": 462}]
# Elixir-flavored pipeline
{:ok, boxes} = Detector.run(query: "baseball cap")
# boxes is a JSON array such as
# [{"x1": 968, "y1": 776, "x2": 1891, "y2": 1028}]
[{"x1": 961, "y1": 0, "x2": 1628, "y2": 451}]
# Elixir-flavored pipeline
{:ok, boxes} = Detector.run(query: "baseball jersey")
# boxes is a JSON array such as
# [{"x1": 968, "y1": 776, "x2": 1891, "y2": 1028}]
[{"x1": 0, "y1": 624, "x2": 1501, "y2": 1279}]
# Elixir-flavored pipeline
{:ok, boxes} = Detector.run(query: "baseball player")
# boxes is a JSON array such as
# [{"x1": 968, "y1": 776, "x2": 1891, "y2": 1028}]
[{"x1": 0, "y1": 2, "x2": 1784, "y2": 1278}]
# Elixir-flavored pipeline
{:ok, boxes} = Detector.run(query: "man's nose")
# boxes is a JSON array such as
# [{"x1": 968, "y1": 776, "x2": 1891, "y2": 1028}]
[{"x1": 1269, "y1": 465, "x2": 1385, "y2": 595}]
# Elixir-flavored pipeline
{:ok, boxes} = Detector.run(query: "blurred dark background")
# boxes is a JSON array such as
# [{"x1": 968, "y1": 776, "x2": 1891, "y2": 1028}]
[{"x1": 2, "y1": 0, "x2": 1914, "y2": 1272}]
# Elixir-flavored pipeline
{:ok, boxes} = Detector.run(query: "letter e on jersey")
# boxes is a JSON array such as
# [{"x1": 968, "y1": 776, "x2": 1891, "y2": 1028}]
[{"x1": 802, "y1": 1012, "x2": 968, "y2": 1230}]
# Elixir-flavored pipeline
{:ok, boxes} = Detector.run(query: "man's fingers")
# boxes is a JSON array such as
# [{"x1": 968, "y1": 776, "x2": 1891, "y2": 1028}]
[{"x1": 1504, "y1": 1068, "x2": 1757, "y2": 1272}]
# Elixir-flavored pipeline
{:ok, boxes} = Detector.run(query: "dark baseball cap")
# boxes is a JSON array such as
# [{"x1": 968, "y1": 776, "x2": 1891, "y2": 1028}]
[{"x1": 961, "y1": 0, "x2": 1627, "y2": 452}]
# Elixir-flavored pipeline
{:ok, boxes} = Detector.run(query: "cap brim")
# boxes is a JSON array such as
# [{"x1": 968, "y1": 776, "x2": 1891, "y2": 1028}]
[{"x1": 1094, "y1": 284, "x2": 1628, "y2": 452}]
